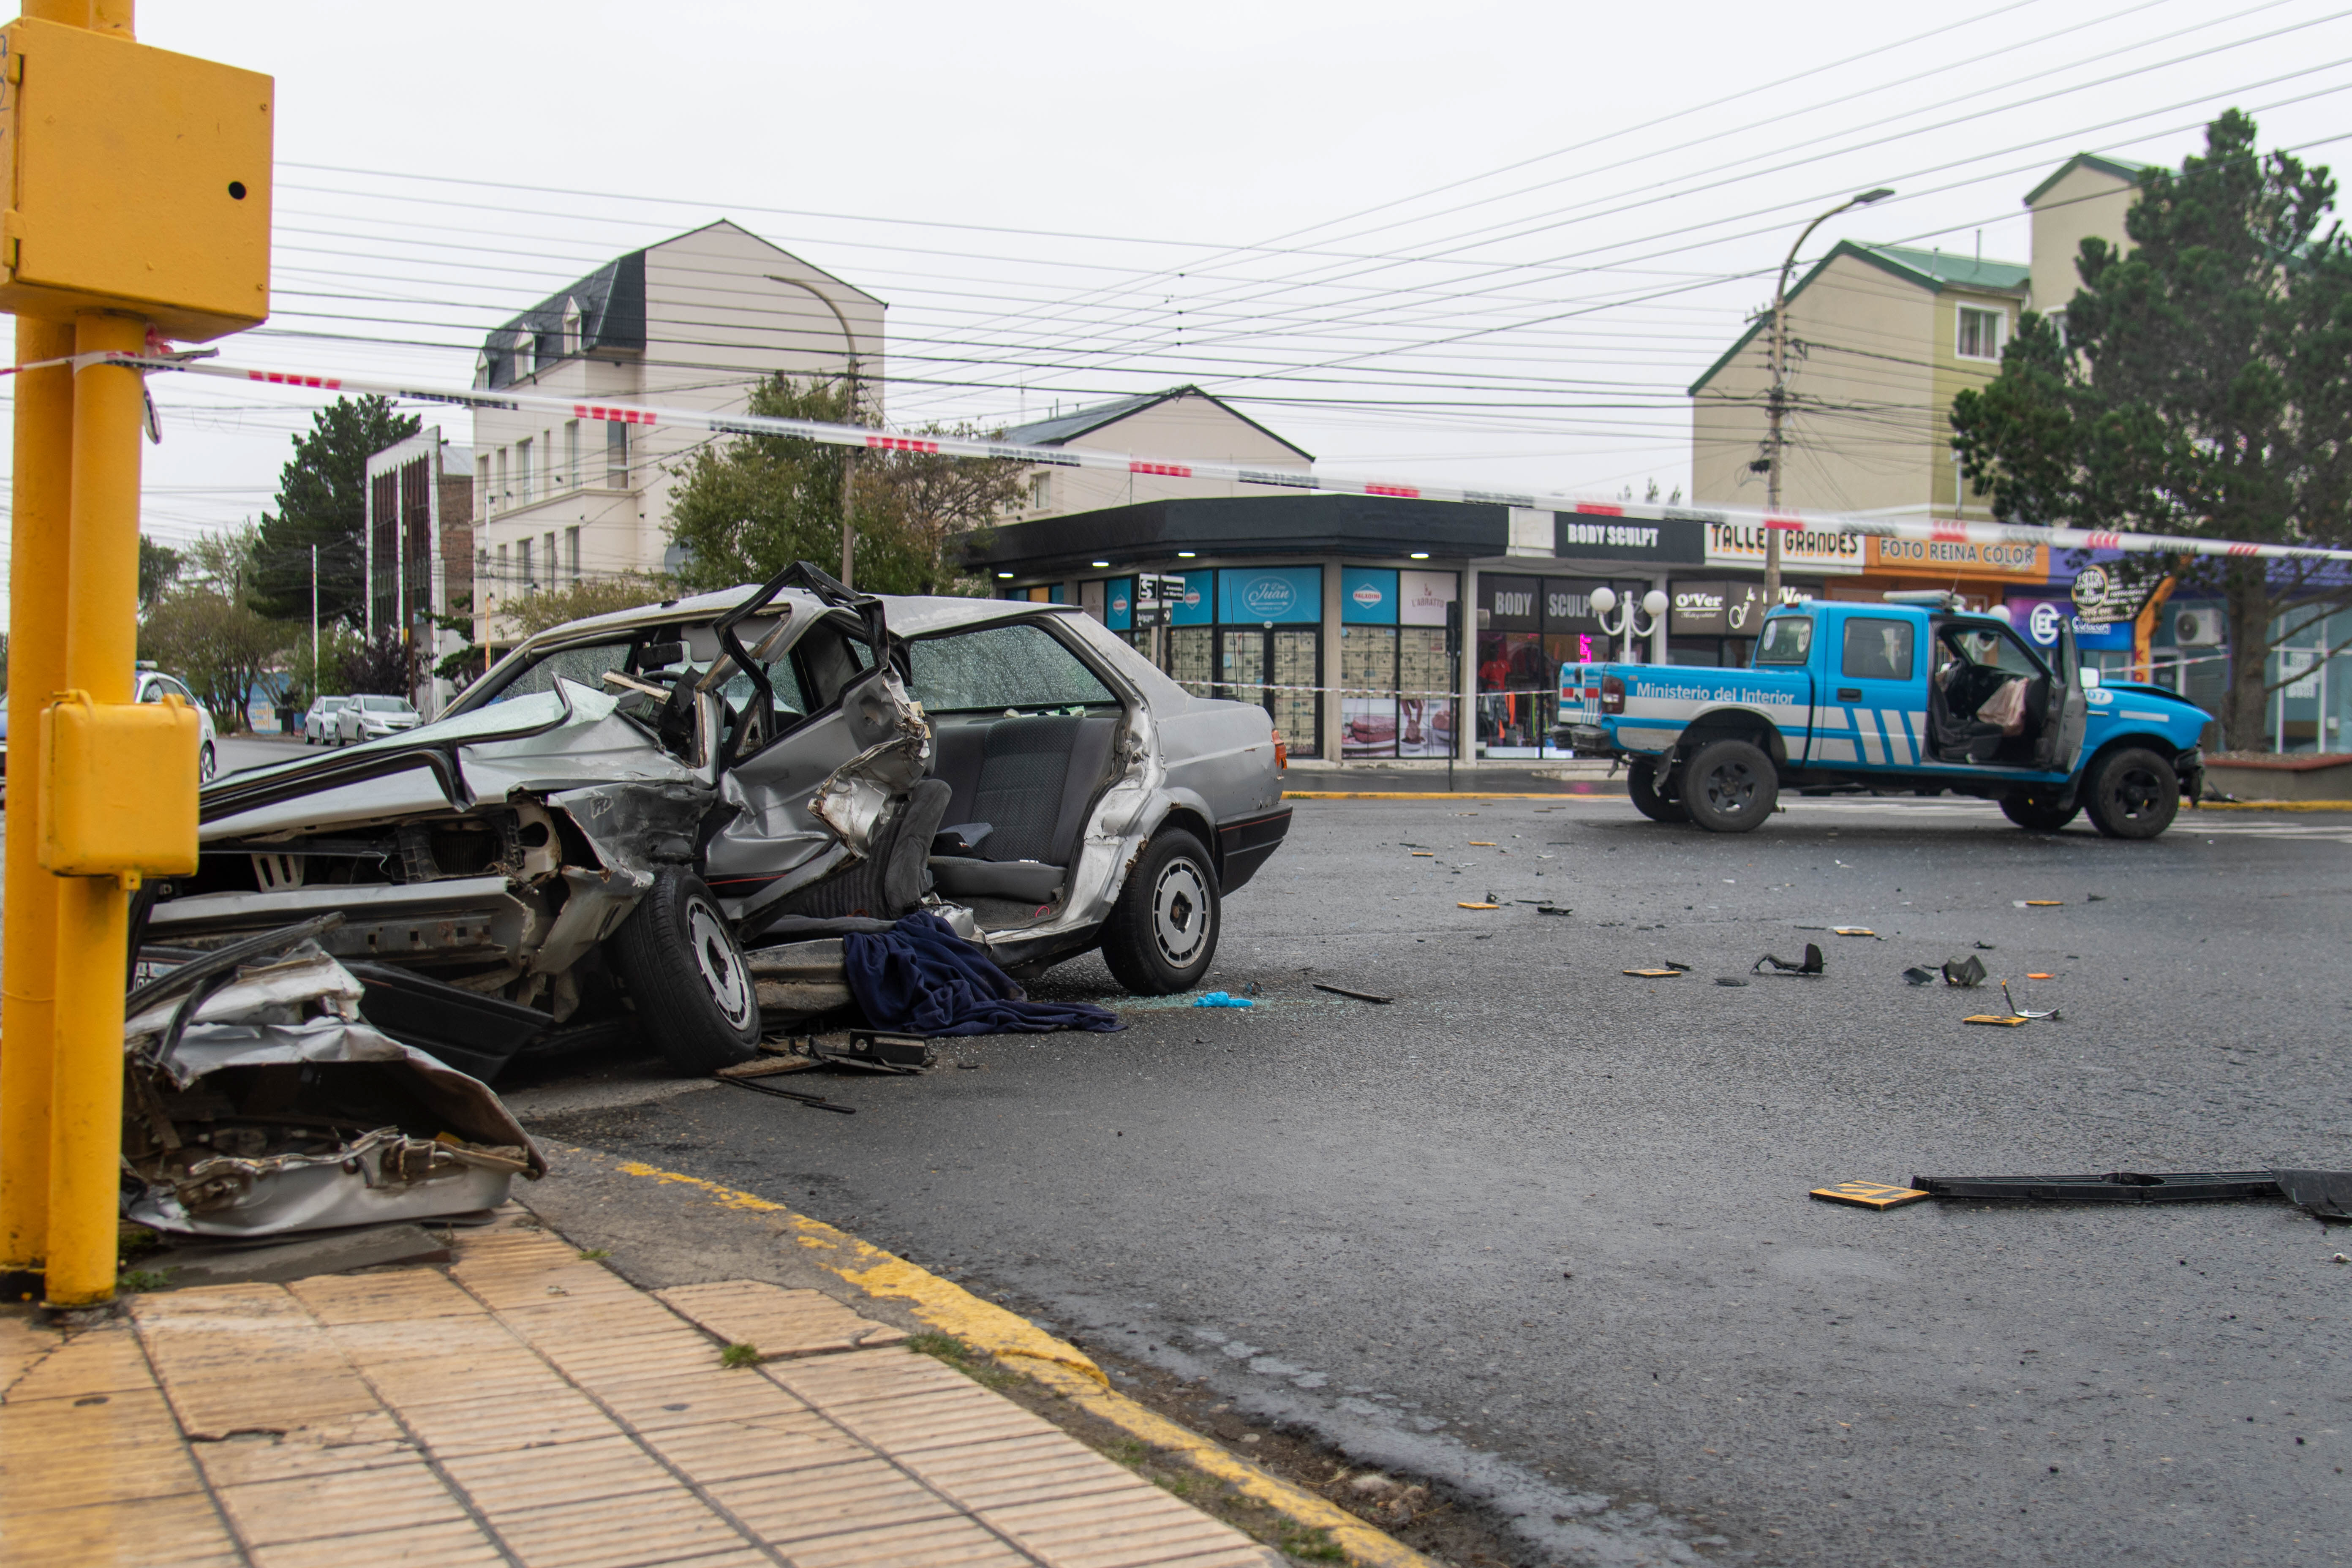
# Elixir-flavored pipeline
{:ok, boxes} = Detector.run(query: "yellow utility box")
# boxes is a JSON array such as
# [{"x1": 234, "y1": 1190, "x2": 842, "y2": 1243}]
[
  {"x1": 38, "y1": 690, "x2": 200, "y2": 878},
  {"x1": 0, "y1": 17, "x2": 271, "y2": 340}
]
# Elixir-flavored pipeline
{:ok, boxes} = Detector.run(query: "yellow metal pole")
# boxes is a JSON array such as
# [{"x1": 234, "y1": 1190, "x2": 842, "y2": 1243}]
[
  {"x1": 46, "y1": 312, "x2": 146, "y2": 1308},
  {"x1": 0, "y1": 319, "x2": 75, "y2": 1281}
]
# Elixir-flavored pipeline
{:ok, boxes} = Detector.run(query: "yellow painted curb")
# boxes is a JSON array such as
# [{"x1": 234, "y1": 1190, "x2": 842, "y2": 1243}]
[
  {"x1": 1283, "y1": 789, "x2": 1619, "y2": 800},
  {"x1": 602, "y1": 1157, "x2": 1434, "y2": 1568}
]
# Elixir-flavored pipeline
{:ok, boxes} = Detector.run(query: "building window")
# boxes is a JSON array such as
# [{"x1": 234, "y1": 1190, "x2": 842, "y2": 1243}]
[
  {"x1": 1957, "y1": 305, "x2": 2006, "y2": 361},
  {"x1": 543, "y1": 532, "x2": 556, "y2": 584},
  {"x1": 561, "y1": 298, "x2": 582, "y2": 357},
  {"x1": 565, "y1": 419, "x2": 580, "y2": 491},
  {"x1": 516, "y1": 437, "x2": 533, "y2": 503},
  {"x1": 474, "y1": 353, "x2": 490, "y2": 390},
  {"x1": 495, "y1": 543, "x2": 509, "y2": 599},
  {"x1": 565, "y1": 525, "x2": 581, "y2": 582},
  {"x1": 495, "y1": 448, "x2": 509, "y2": 514},
  {"x1": 476, "y1": 455, "x2": 490, "y2": 516},
  {"x1": 514, "y1": 336, "x2": 534, "y2": 380},
  {"x1": 519, "y1": 538, "x2": 534, "y2": 592},
  {"x1": 542, "y1": 430, "x2": 554, "y2": 498},
  {"x1": 1031, "y1": 472, "x2": 1052, "y2": 510},
  {"x1": 606, "y1": 422, "x2": 629, "y2": 488}
]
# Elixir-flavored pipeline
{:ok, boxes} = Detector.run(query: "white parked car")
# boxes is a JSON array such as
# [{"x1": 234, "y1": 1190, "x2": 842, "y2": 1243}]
[
  {"x1": 336, "y1": 694, "x2": 420, "y2": 746},
  {"x1": 301, "y1": 695, "x2": 346, "y2": 745},
  {"x1": 135, "y1": 665, "x2": 219, "y2": 784}
]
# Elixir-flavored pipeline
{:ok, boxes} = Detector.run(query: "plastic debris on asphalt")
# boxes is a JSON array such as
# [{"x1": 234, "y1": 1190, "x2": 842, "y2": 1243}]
[
  {"x1": 1192, "y1": 991, "x2": 1255, "y2": 1008},
  {"x1": 1311, "y1": 983, "x2": 1391, "y2": 1004},
  {"x1": 1623, "y1": 968, "x2": 1682, "y2": 978},
  {"x1": 1902, "y1": 966, "x2": 1937, "y2": 985},
  {"x1": 1964, "y1": 1013, "x2": 2031, "y2": 1026},
  {"x1": 2015, "y1": 899, "x2": 2065, "y2": 908},
  {"x1": 1810, "y1": 1180, "x2": 1931, "y2": 1210},
  {"x1": 2001, "y1": 980, "x2": 2059, "y2": 1020},
  {"x1": 1753, "y1": 943, "x2": 1826, "y2": 976},
  {"x1": 1831, "y1": 926, "x2": 1878, "y2": 937},
  {"x1": 1941, "y1": 955, "x2": 1988, "y2": 988}
]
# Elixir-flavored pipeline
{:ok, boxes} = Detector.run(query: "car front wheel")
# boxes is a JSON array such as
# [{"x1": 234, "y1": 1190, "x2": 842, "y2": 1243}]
[
  {"x1": 2085, "y1": 747, "x2": 2178, "y2": 840},
  {"x1": 610, "y1": 866, "x2": 761, "y2": 1073},
  {"x1": 1101, "y1": 828, "x2": 1221, "y2": 996},
  {"x1": 1682, "y1": 738, "x2": 1778, "y2": 833},
  {"x1": 1627, "y1": 758, "x2": 1688, "y2": 823},
  {"x1": 197, "y1": 742, "x2": 216, "y2": 784}
]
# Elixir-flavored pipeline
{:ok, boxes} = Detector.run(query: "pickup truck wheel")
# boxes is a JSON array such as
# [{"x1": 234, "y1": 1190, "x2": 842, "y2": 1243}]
[
  {"x1": 609, "y1": 866, "x2": 761, "y2": 1073},
  {"x1": 1682, "y1": 739, "x2": 1778, "y2": 833},
  {"x1": 1627, "y1": 760, "x2": 1688, "y2": 824},
  {"x1": 2000, "y1": 791, "x2": 2079, "y2": 832},
  {"x1": 1101, "y1": 828, "x2": 1220, "y2": 995},
  {"x1": 2085, "y1": 747, "x2": 2178, "y2": 840}
]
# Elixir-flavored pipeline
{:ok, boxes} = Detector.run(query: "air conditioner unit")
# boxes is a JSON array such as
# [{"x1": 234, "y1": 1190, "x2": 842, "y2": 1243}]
[{"x1": 2174, "y1": 607, "x2": 2225, "y2": 647}]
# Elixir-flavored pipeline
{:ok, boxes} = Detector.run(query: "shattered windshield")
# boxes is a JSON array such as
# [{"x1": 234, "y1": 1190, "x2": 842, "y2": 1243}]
[
  {"x1": 474, "y1": 642, "x2": 633, "y2": 706},
  {"x1": 907, "y1": 623, "x2": 1117, "y2": 713}
]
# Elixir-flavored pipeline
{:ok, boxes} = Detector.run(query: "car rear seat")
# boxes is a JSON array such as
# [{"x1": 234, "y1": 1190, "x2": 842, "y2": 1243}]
[{"x1": 926, "y1": 714, "x2": 1119, "y2": 904}]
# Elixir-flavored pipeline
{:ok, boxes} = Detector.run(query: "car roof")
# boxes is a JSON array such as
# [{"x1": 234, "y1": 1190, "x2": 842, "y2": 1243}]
[{"x1": 510, "y1": 585, "x2": 1070, "y2": 653}]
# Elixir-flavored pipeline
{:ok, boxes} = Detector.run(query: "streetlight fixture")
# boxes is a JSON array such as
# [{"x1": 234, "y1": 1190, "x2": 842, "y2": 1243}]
[
  {"x1": 764, "y1": 273, "x2": 863, "y2": 587},
  {"x1": 1590, "y1": 585, "x2": 1669, "y2": 662},
  {"x1": 1761, "y1": 186, "x2": 1894, "y2": 604}
]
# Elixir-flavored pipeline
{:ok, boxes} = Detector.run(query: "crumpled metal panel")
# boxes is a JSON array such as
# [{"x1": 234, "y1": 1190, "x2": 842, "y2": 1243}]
[{"x1": 550, "y1": 779, "x2": 713, "y2": 879}]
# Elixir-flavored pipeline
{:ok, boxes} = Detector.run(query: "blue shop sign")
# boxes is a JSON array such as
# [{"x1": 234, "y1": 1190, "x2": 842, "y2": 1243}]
[
  {"x1": 1168, "y1": 569, "x2": 1215, "y2": 626},
  {"x1": 1104, "y1": 577, "x2": 1133, "y2": 631},
  {"x1": 1217, "y1": 566, "x2": 1322, "y2": 625},
  {"x1": 1341, "y1": 566, "x2": 1398, "y2": 625},
  {"x1": 2011, "y1": 596, "x2": 2133, "y2": 652}
]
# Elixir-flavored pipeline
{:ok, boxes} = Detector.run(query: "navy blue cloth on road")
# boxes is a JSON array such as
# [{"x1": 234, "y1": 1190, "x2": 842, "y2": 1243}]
[{"x1": 842, "y1": 911, "x2": 1123, "y2": 1036}]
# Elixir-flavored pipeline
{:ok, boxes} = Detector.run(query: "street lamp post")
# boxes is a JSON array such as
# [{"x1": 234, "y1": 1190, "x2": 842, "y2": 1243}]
[
  {"x1": 1590, "y1": 586, "x2": 1669, "y2": 663},
  {"x1": 1763, "y1": 187, "x2": 1894, "y2": 605},
  {"x1": 764, "y1": 274, "x2": 863, "y2": 587}
]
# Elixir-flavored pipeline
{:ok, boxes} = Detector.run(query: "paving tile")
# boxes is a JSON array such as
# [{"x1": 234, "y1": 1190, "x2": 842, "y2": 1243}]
[
  {"x1": 984, "y1": 1488, "x2": 1266, "y2": 1568},
  {"x1": 441, "y1": 1432, "x2": 677, "y2": 1511},
  {"x1": 3, "y1": 1323, "x2": 155, "y2": 1402},
  {"x1": 0, "y1": 1488, "x2": 245, "y2": 1565},
  {"x1": 527, "y1": 1332, "x2": 723, "y2": 1388},
  {"x1": 709, "y1": 1454, "x2": 960, "y2": 1544},
  {"x1": 488, "y1": 1484, "x2": 751, "y2": 1568},
  {"x1": 214, "y1": 1457, "x2": 467, "y2": 1546},
  {"x1": 394, "y1": 1386, "x2": 621, "y2": 1457},
  {"x1": 0, "y1": 1316, "x2": 59, "y2": 1396},
  {"x1": 641, "y1": 1407, "x2": 871, "y2": 1482},
  {"x1": 0, "y1": 1385, "x2": 187, "y2": 1466},
  {"x1": 289, "y1": 1266, "x2": 482, "y2": 1324},
  {"x1": 248, "y1": 1516, "x2": 510, "y2": 1568},
  {"x1": 358, "y1": 1349, "x2": 572, "y2": 1410},
  {"x1": 3, "y1": 1422, "x2": 211, "y2": 1508},
  {"x1": 587, "y1": 1367, "x2": 808, "y2": 1432},
  {"x1": 657, "y1": 1280, "x2": 908, "y2": 1359},
  {"x1": 129, "y1": 1281, "x2": 308, "y2": 1322},
  {"x1": 322, "y1": 1315, "x2": 519, "y2": 1365},
  {"x1": 900, "y1": 1431, "x2": 1157, "y2": 1514},
  {"x1": 161, "y1": 1367, "x2": 385, "y2": 1437},
  {"x1": 808, "y1": 1381, "x2": 1063, "y2": 1458},
  {"x1": 783, "y1": 1514, "x2": 1038, "y2": 1568},
  {"x1": 765, "y1": 1345, "x2": 983, "y2": 1413},
  {"x1": 186, "y1": 1413, "x2": 420, "y2": 1487}
]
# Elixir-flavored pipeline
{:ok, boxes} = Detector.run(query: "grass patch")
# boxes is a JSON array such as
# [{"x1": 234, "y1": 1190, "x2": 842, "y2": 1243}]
[
  {"x1": 576, "y1": 1249, "x2": 610, "y2": 1261},
  {"x1": 905, "y1": 1331, "x2": 1018, "y2": 1391},
  {"x1": 118, "y1": 1267, "x2": 177, "y2": 1293},
  {"x1": 718, "y1": 1342, "x2": 761, "y2": 1369},
  {"x1": 1273, "y1": 1522, "x2": 1346, "y2": 1562},
  {"x1": 1105, "y1": 1437, "x2": 1149, "y2": 1468}
]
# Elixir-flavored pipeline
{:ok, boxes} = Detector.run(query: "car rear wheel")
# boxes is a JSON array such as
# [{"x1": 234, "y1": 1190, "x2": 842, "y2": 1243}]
[
  {"x1": 1627, "y1": 759, "x2": 1688, "y2": 824},
  {"x1": 198, "y1": 742, "x2": 216, "y2": 784},
  {"x1": 1101, "y1": 828, "x2": 1220, "y2": 996},
  {"x1": 2000, "y1": 790, "x2": 2079, "y2": 832},
  {"x1": 1682, "y1": 739, "x2": 1778, "y2": 833},
  {"x1": 2085, "y1": 747, "x2": 2178, "y2": 840},
  {"x1": 610, "y1": 866, "x2": 761, "y2": 1073}
]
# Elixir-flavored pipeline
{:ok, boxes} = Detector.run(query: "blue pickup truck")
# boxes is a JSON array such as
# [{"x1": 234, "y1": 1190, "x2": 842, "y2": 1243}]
[{"x1": 1555, "y1": 595, "x2": 2210, "y2": 839}]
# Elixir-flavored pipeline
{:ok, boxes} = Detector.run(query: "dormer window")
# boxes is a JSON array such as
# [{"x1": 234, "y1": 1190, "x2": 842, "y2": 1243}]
[
  {"x1": 561, "y1": 299, "x2": 583, "y2": 357},
  {"x1": 514, "y1": 335, "x2": 535, "y2": 380},
  {"x1": 474, "y1": 352, "x2": 490, "y2": 390}
]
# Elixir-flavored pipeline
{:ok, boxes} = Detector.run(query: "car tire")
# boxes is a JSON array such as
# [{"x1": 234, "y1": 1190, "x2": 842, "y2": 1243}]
[
  {"x1": 1627, "y1": 759, "x2": 1689, "y2": 823},
  {"x1": 609, "y1": 866, "x2": 762, "y2": 1073},
  {"x1": 1100, "y1": 827, "x2": 1221, "y2": 996},
  {"x1": 2000, "y1": 791, "x2": 2079, "y2": 832},
  {"x1": 1681, "y1": 738, "x2": 1778, "y2": 833},
  {"x1": 198, "y1": 742, "x2": 216, "y2": 784},
  {"x1": 2084, "y1": 746, "x2": 2178, "y2": 840}
]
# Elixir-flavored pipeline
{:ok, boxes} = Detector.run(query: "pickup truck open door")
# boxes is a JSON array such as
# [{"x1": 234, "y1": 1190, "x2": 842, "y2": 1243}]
[{"x1": 2036, "y1": 620, "x2": 2089, "y2": 772}]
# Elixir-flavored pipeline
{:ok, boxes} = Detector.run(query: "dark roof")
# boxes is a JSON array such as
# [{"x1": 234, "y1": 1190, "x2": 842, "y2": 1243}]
[
  {"x1": 1000, "y1": 386, "x2": 1314, "y2": 462},
  {"x1": 481, "y1": 251, "x2": 646, "y2": 390},
  {"x1": 2023, "y1": 152, "x2": 2153, "y2": 209},
  {"x1": 966, "y1": 494, "x2": 1504, "y2": 574},
  {"x1": 1688, "y1": 240, "x2": 2031, "y2": 395}
]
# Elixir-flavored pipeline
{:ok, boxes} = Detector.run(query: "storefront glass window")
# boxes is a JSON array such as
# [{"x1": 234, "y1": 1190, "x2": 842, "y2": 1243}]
[{"x1": 1341, "y1": 624, "x2": 1398, "y2": 758}]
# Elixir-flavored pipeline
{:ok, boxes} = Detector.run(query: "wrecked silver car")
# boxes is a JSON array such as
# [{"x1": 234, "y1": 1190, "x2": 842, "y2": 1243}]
[{"x1": 148, "y1": 566, "x2": 1292, "y2": 1075}]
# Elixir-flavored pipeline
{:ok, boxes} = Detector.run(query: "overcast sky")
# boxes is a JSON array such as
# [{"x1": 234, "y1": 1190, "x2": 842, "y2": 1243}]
[{"x1": 9, "y1": 0, "x2": 2352, "y2": 622}]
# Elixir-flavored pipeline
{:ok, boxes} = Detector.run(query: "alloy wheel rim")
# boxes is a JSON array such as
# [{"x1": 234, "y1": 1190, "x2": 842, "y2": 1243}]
[
  {"x1": 1705, "y1": 762, "x2": 1756, "y2": 816},
  {"x1": 687, "y1": 899, "x2": 754, "y2": 1029},
  {"x1": 1152, "y1": 858, "x2": 1210, "y2": 967}
]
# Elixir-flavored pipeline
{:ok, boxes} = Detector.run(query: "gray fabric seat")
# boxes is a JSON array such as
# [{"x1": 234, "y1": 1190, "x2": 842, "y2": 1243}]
[{"x1": 923, "y1": 715, "x2": 1119, "y2": 906}]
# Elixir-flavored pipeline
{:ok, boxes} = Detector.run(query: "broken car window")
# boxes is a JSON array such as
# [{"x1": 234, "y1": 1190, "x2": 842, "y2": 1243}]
[
  {"x1": 476, "y1": 641, "x2": 634, "y2": 705},
  {"x1": 1754, "y1": 616, "x2": 1813, "y2": 665},
  {"x1": 907, "y1": 622, "x2": 1117, "y2": 713}
]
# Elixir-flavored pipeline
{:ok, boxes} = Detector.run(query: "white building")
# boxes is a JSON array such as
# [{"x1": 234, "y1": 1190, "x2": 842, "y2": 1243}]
[
  {"x1": 999, "y1": 387, "x2": 1313, "y2": 521},
  {"x1": 470, "y1": 219, "x2": 885, "y2": 648},
  {"x1": 363, "y1": 427, "x2": 474, "y2": 717}
]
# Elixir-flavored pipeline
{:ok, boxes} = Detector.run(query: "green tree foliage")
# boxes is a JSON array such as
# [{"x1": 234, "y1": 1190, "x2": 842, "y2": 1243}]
[
  {"x1": 1952, "y1": 111, "x2": 2352, "y2": 749},
  {"x1": 138, "y1": 526, "x2": 288, "y2": 732},
  {"x1": 340, "y1": 628, "x2": 413, "y2": 697},
  {"x1": 250, "y1": 395, "x2": 421, "y2": 623},
  {"x1": 138, "y1": 536, "x2": 183, "y2": 611},
  {"x1": 664, "y1": 375, "x2": 1028, "y2": 596},
  {"x1": 504, "y1": 573, "x2": 675, "y2": 638}
]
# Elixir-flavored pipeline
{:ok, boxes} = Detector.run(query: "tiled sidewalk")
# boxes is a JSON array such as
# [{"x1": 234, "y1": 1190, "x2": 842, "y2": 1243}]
[{"x1": 0, "y1": 1220, "x2": 1282, "y2": 1568}]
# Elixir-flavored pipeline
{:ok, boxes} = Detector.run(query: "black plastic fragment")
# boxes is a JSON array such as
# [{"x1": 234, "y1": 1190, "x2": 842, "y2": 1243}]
[
  {"x1": 2274, "y1": 1170, "x2": 2352, "y2": 1221},
  {"x1": 1910, "y1": 1171, "x2": 2281, "y2": 1203},
  {"x1": 721, "y1": 1076, "x2": 856, "y2": 1113},
  {"x1": 1902, "y1": 966, "x2": 1937, "y2": 985},
  {"x1": 1753, "y1": 943, "x2": 1825, "y2": 976},
  {"x1": 1312, "y1": 983, "x2": 1393, "y2": 1004}
]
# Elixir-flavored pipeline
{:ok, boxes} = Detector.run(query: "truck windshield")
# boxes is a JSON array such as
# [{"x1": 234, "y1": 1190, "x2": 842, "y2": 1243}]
[{"x1": 1755, "y1": 617, "x2": 1813, "y2": 665}]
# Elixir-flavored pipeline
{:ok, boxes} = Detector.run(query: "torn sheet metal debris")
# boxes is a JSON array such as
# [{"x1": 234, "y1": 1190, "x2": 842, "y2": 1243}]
[
  {"x1": 1810, "y1": 1181, "x2": 1932, "y2": 1210},
  {"x1": 1942, "y1": 955, "x2": 1987, "y2": 988},
  {"x1": 1902, "y1": 966, "x2": 1937, "y2": 985},
  {"x1": 2000, "y1": 980, "x2": 2059, "y2": 1019},
  {"x1": 1311, "y1": 983, "x2": 1392, "y2": 1004},
  {"x1": 1753, "y1": 944, "x2": 1825, "y2": 975}
]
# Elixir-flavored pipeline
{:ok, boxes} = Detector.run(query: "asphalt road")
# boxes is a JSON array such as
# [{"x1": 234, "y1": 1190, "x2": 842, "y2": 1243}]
[{"x1": 523, "y1": 794, "x2": 2352, "y2": 1568}]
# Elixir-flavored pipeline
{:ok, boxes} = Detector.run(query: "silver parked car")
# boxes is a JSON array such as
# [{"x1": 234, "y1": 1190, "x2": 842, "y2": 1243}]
[
  {"x1": 336, "y1": 693, "x2": 420, "y2": 745},
  {"x1": 150, "y1": 567, "x2": 1292, "y2": 1075},
  {"x1": 136, "y1": 665, "x2": 219, "y2": 784},
  {"x1": 300, "y1": 695, "x2": 345, "y2": 744}
]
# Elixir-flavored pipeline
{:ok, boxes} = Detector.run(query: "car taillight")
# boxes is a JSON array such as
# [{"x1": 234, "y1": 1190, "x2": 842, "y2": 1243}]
[
  {"x1": 1600, "y1": 674, "x2": 1626, "y2": 714},
  {"x1": 1274, "y1": 739, "x2": 1288, "y2": 770}
]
